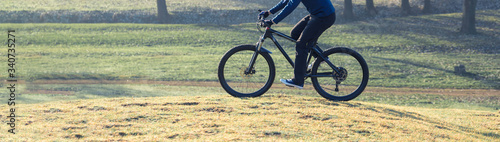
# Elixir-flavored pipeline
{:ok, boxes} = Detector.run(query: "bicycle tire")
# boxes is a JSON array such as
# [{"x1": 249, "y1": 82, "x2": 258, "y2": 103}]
[
  {"x1": 218, "y1": 45, "x2": 275, "y2": 97},
  {"x1": 311, "y1": 47, "x2": 369, "y2": 101}
]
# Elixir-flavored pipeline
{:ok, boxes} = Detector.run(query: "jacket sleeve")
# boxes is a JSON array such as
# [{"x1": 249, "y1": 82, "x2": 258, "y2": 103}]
[
  {"x1": 270, "y1": 0, "x2": 301, "y2": 24},
  {"x1": 269, "y1": 0, "x2": 289, "y2": 14}
]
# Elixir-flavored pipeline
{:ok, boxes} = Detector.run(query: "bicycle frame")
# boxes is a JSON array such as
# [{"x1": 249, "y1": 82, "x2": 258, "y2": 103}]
[{"x1": 246, "y1": 26, "x2": 341, "y2": 78}]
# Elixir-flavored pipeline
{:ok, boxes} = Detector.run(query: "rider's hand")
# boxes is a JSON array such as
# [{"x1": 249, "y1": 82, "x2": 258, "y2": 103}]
[
  {"x1": 259, "y1": 11, "x2": 270, "y2": 19},
  {"x1": 263, "y1": 20, "x2": 274, "y2": 27}
]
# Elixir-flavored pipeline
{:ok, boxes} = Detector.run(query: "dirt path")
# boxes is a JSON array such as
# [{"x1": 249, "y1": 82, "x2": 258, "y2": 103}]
[{"x1": 22, "y1": 80, "x2": 499, "y2": 97}]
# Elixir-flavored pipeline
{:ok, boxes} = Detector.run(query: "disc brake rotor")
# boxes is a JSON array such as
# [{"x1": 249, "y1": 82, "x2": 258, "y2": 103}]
[{"x1": 240, "y1": 67, "x2": 255, "y2": 79}]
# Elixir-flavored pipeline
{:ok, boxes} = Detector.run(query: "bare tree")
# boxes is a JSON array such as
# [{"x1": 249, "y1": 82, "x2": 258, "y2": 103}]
[
  {"x1": 401, "y1": 0, "x2": 411, "y2": 15},
  {"x1": 366, "y1": 0, "x2": 377, "y2": 16},
  {"x1": 461, "y1": 0, "x2": 478, "y2": 34},
  {"x1": 157, "y1": 0, "x2": 169, "y2": 23},
  {"x1": 422, "y1": 0, "x2": 432, "y2": 14},
  {"x1": 343, "y1": 0, "x2": 355, "y2": 20}
]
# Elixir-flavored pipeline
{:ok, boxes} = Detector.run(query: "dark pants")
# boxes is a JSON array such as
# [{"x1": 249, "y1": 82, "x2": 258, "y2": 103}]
[{"x1": 290, "y1": 13, "x2": 336, "y2": 85}]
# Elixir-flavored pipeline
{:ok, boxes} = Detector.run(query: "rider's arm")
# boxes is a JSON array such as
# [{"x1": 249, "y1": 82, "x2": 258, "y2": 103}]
[
  {"x1": 269, "y1": 0, "x2": 289, "y2": 14},
  {"x1": 269, "y1": 0, "x2": 301, "y2": 24}
]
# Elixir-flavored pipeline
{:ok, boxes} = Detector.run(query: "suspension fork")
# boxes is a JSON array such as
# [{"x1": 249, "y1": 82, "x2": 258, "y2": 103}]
[{"x1": 245, "y1": 34, "x2": 267, "y2": 74}]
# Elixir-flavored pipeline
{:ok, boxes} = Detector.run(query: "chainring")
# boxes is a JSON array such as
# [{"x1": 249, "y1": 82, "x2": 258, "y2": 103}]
[{"x1": 333, "y1": 67, "x2": 348, "y2": 82}]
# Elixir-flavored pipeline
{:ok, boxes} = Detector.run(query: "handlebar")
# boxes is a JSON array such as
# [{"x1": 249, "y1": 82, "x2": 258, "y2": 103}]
[
  {"x1": 257, "y1": 10, "x2": 270, "y2": 33},
  {"x1": 258, "y1": 10, "x2": 265, "y2": 21}
]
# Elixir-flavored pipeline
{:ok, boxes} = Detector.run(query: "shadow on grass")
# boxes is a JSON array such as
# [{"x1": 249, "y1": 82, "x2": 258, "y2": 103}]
[
  {"x1": 344, "y1": 11, "x2": 500, "y2": 54},
  {"x1": 15, "y1": 84, "x2": 163, "y2": 104},
  {"x1": 373, "y1": 56, "x2": 499, "y2": 89},
  {"x1": 335, "y1": 101, "x2": 500, "y2": 139}
]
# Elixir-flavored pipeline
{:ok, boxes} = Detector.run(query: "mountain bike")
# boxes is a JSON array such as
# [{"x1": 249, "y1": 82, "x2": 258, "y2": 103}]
[{"x1": 217, "y1": 11, "x2": 369, "y2": 101}]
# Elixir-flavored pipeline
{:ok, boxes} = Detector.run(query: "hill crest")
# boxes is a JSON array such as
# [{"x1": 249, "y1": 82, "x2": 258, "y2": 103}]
[{"x1": 1, "y1": 94, "x2": 498, "y2": 141}]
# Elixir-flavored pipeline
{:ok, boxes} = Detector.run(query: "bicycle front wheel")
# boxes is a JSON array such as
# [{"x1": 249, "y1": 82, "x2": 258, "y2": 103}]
[
  {"x1": 218, "y1": 45, "x2": 275, "y2": 97},
  {"x1": 311, "y1": 47, "x2": 369, "y2": 101}
]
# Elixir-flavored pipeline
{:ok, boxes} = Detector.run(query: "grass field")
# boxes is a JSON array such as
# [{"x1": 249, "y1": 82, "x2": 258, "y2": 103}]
[
  {"x1": 3, "y1": 0, "x2": 500, "y2": 24},
  {"x1": 1, "y1": 94, "x2": 498, "y2": 141},
  {"x1": 1, "y1": 10, "x2": 498, "y2": 89},
  {"x1": 0, "y1": 9, "x2": 498, "y2": 110},
  {"x1": 0, "y1": 0, "x2": 456, "y2": 11},
  {"x1": 0, "y1": 1, "x2": 499, "y2": 140},
  {"x1": 14, "y1": 80, "x2": 500, "y2": 111},
  {"x1": 2, "y1": 0, "x2": 498, "y2": 13}
]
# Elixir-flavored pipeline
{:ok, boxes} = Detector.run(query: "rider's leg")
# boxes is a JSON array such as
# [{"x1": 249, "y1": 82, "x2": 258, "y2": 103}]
[
  {"x1": 290, "y1": 15, "x2": 310, "y2": 41},
  {"x1": 285, "y1": 13, "x2": 336, "y2": 87}
]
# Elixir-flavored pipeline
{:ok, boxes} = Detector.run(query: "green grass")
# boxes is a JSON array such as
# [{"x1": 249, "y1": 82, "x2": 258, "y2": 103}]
[
  {"x1": 0, "y1": 0, "x2": 276, "y2": 12},
  {"x1": 3, "y1": 9, "x2": 499, "y2": 49},
  {"x1": 0, "y1": 0, "x2": 392, "y2": 11},
  {"x1": 1, "y1": 10, "x2": 499, "y2": 89},
  {"x1": 3, "y1": 0, "x2": 496, "y2": 13}
]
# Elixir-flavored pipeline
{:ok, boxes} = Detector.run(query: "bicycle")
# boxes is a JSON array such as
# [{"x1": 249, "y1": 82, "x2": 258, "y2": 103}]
[{"x1": 217, "y1": 11, "x2": 369, "y2": 101}]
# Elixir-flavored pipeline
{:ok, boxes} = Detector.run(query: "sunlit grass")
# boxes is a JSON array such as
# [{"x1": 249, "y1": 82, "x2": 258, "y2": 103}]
[{"x1": 0, "y1": 94, "x2": 497, "y2": 141}]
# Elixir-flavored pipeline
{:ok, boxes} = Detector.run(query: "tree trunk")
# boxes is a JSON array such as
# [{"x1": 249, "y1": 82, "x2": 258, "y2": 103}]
[
  {"x1": 157, "y1": 0, "x2": 169, "y2": 23},
  {"x1": 343, "y1": 0, "x2": 355, "y2": 20},
  {"x1": 366, "y1": 0, "x2": 377, "y2": 16},
  {"x1": 401, "y1": 0, "x2": 411, "y2": 15},
  {"x1": 422, "y1": 0, "x2": 432, "y2": 14},
  {"x1": 461, "y1": 0, "x2": 477, "y2": 34}
]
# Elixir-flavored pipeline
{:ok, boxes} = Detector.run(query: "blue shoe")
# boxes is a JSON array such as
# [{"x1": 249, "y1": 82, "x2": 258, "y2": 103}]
[{"x1": 280, "y1": 79, "x2": 303, "y2": 89}]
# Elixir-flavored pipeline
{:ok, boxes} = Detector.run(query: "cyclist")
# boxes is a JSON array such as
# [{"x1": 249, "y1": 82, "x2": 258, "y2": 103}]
[{"x1": 259, "y1": 0, "x2": 336, "y2": 89}]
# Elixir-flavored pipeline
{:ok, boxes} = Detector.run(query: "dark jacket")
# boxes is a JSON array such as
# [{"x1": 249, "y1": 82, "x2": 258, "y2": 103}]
[{"x1": 269, "y1": 0, "x2": 336, "y2": 24}]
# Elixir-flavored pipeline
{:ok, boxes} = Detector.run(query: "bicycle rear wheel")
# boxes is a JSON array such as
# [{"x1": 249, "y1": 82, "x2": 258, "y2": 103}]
[
  {"x1": 218, "y1": 45, "x2": 275, "y2": 97},
  {"x1": 311, "y1": 47, "x2": 369, "y2": 101}
]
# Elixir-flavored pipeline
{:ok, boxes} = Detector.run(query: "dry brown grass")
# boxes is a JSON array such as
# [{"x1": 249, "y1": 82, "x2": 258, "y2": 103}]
[{"x1": 1, "y1": 94, "x2": 498, "y2": 141}]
